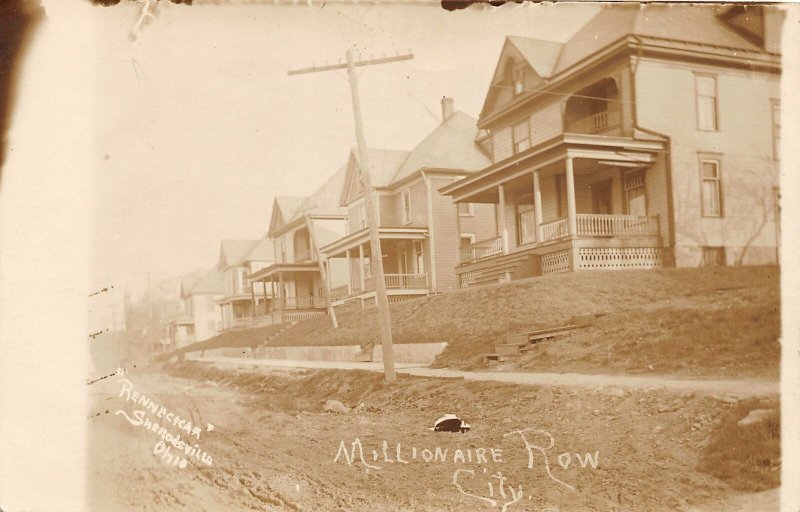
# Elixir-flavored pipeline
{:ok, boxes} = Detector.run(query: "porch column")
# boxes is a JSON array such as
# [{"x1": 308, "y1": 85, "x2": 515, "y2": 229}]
[
  {"x1": 261, "y1": 279, "x2": 268, "y2": 313},
  {"x1": 565, "y1": 156, "x2": 578, "y2": 237},
  {"x1": 278, "y1": 272, "x2": 284, "y2": 300},
  {"x1": 358, "y1": 243, "x2": 365, "y2": 291},
  {"x1": 532, "y1": 169, "x2": 543, "y2": 242},
  {"x1": 325, "y1": 259, "x2": 333, "y2": 300},
  {"x1": 498, "y1": 183, "x2": 509, "y2": 254},
  {"x1": 270, "y1": 279, "x2": 276, "y2": 310},
  {"x1": 345, "y1": 249, "x2": 353, "y2": 295}
]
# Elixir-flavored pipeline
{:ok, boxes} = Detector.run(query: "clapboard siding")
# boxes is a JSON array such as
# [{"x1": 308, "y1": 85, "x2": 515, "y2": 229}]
[
  {"x1": 530, "y1": 100, "x2": 563, "y2": 146},
  {"x1": 492, "y1": 126, "x2": 513, "y2": 163}
]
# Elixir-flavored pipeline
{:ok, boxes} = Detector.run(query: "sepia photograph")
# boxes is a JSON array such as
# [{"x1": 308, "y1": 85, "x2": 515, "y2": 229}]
[{"x1": 0, "y1": 1, "x2": 798, "y2": 511}]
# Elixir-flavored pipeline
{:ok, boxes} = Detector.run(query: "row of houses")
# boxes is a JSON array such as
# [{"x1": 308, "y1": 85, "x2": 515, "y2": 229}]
[{"x1": 167, "y1": 4, "x2": 783, "y2": 347}]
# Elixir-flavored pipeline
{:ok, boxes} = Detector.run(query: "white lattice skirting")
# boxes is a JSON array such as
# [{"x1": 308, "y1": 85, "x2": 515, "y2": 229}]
[
  {"x1": 541, "y1": 249, "x2": 571, "y2": 275},
  {"x1": 578, "y1": 247, "x2": 663, "y2": 270}
]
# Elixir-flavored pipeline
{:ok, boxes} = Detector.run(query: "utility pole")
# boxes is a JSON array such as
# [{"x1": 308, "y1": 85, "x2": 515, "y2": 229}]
[{"x1": 289, "y1": 49, "x2": 413, "y2": 383}]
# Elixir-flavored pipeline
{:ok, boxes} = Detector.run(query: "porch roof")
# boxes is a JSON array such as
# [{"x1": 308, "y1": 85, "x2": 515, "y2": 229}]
[
  {"x1": 248, "y1": 262, "x2": 319, "y2": 282},
  {"x1": 320, "y1": 226, "x2": 428, "y2": 257},
  {"x1": 439, "y1": 133, "x2": 665, "y2": 204}
]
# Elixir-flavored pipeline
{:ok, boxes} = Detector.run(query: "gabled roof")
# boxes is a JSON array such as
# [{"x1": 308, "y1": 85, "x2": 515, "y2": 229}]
[
  {"x1": 391, "y1": 111, "x2": 491, "y2": 183},
  {"x1": 179, "y1": 274, "x2": 202, "y2": 299},
  {"x1": 244, "y1": 236, "x2": 274, "y2": 262},
  {"x1": 339, "y1": 147, "x2": 410, "y2": 206},
  {"x1": 218, "y1": 239, "x2": 256, "y2": 269},
  {"x1": 506, "y1": 36, "x2": 564, "y2": 80},
  {"x1": 189, "y1": 268, "x2": 226, "y2": 296},
  {"x1": 218, "y1": 238, "x2": 274, "y2": 269},
  {"x1": 481, "y1": 4, "x2": 780, "y2": 122},
  {"x1": 554, "y1": 4, "x2": 768, "y2": 75},
  {"x1": 268, "y1": 168, "x2": 348, "y2": 237}
]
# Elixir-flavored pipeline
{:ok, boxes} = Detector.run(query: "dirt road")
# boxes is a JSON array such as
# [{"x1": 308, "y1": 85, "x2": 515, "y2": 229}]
[{"x1": 87, "y1": 365, "x2": 778, "y2": 511}]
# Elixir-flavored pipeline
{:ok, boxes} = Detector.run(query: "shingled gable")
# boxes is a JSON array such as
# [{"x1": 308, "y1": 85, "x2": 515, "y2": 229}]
[
  {"x1": 218, "y1": 239, "x2": 257, "y2": 270},
  {"x1": 479, "y1": 36, "x2": 563, "y2": 121},
  {"x1": 268, "y1": 196, "x2": 306, "y2": 237},
  {"x1": 339, "y1": 147, "x2": 409, "y2": 206}
]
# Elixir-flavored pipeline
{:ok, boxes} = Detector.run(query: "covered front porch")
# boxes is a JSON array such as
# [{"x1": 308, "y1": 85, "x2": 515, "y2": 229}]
[
  {"x1": 446, "y1": 134, "x2": 667, "y2": 287},
  {"x1": 321, "y1": 227, "x2": 430, "y2": 308},
  {"x1": 248, "y1": 263, "x2": 327, "y2": 325}
]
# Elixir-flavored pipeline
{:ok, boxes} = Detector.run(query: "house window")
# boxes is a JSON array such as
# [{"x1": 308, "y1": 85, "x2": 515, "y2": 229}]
[
  {"x1": 700, "y1": 158, "x2": 722, "y2": 217},
  {"x1": 506, "y1": 60, "x2": 524, "y2": 96},
  {"x1": 771, "y1": 99, "x2": 780, "y2": 161},
  {"x1": 695, "y1": 75, "x2": 718, "y2": 131},
  {"x1": 513, "y1": 120, "x2": 530, "y2": 154},
  {"x1": 457, "y1": 202, "x2": 474, "y2": 216},
  {"x1": 624, "y1": 170, "x2": 647, "y2": 216},
  {"x1": 401, "y1": 189, "x2": 411, "y2": 224},
  {"x1": 186, "y1": 325, "x2": 195, "y2": 336},
  {"x1": 515, "y1": 192, "x2": 536, "y2": 245},
  {"x1": 459, "y1": 234, "x2": 475, "y2": 248}
]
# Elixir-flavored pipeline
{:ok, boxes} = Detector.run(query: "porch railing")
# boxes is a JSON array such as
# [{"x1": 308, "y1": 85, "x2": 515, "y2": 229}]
[
  {"x1": 459, "y1": 236, "x2": 503, "y2": 264},
  {"x1": 576, "y1": 214, "x2": 659, "y2": 237},
  {"x1": 330, "y1": 285, "x2": 351, "y2": 301},
  {"x1": 363, "y1": 273, "x2": 428, "y2": 292},
  {"x1": 539, "y1": 215, "x2": 658, "y2": 242},
  {"x1": 273, "y1": 296, "x2": 328, "y2": 310},
  {"x1": 566, "y1": 107, "x2": 621, "y2": 135},
  {"x1": 540, "y1": 219, "x2": 569, "y2": 242}
]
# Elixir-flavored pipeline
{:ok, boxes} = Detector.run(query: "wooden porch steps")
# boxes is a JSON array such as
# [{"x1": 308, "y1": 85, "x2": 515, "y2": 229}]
[
  {"x1": 484, "y1": 316, "x2": 598, "y2": 363},
  {"x1": 461, "y1": 254, "x2": 536, "y2": 288}
]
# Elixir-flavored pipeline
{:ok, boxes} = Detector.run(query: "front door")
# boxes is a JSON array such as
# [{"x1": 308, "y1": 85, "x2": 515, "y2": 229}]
[{"x1": 591, "y1": 179, "x2": 613, "y2": 214}]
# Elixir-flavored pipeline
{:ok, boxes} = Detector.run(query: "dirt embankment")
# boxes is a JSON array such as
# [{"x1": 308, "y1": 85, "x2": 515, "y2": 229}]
[
  {"x1": 265, "y1": 266, "x2": 779, "y2": 378},
  {"x1": 84, "y1": 362, "x2": 776, "y2": 512}
]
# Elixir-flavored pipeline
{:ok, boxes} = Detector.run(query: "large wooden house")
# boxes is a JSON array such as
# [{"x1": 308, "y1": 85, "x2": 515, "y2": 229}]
[
  {"x1": 320, "y1": 99, "x2": 496, "y2": 305},
  {"x1": 248, "y1": 168, "x2": 348, "y2": 324},
  {"x1": 442, "y1": 4, "x2": 782, "y2": 287}
]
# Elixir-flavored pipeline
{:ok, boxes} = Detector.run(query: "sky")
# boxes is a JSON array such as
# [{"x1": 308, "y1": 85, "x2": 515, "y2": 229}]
[{"x1": 83, "y1": 1, "x2": 600, "y2": 299}]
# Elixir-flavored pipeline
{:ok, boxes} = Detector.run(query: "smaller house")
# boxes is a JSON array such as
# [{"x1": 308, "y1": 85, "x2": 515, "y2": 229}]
[
  {"x1": 248, "y1": 168, "x2": 348, "y2": 325},
  {"x1": 320, "y1": 99, "x2": 496, "y2": 306},
  {"x1": 217, "y1": 238, "x2": 275, "y2": 330},
  {"x1": 185, "y1": 267, "x2": 225, "y2": 341}
]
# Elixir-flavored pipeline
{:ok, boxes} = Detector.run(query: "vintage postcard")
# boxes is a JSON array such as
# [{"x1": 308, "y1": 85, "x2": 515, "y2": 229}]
[{"x1": 0, "y1": 1, "x2": 797, "y2": 511}]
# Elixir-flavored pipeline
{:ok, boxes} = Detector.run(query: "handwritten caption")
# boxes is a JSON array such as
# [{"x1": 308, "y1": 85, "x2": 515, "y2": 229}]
[
  {"x1": 115, "y1": 378, "x2": 216, "y2": 469},
  {"x1": 334, "y1": 428, "x2": 599, "y2": 511}
]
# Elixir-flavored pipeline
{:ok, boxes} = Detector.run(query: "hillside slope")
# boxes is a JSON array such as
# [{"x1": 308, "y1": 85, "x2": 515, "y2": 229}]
[{"x1": 267, "y1": 266, "x2": 779, "y2": 378}]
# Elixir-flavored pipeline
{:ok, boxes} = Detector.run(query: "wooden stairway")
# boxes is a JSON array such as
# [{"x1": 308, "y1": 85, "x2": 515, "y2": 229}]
[{"x1": 484, "y1": 316, "x2": 597, "y2": 363}]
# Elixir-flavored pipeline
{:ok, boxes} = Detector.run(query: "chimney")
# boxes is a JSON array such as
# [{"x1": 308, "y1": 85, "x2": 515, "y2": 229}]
[{"x1": 441, "y1": 97, "x2": 454, "y2": 122}]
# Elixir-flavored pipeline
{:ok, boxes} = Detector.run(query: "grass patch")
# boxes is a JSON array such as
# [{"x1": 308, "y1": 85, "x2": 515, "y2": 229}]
[{"x1": 698, "y1": 398, "x2": 781, "y2": 492}]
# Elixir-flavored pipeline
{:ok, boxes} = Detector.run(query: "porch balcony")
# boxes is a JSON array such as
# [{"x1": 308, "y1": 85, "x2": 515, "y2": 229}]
[
  {"x1": 458, "y1": 214, "x2": 658, "y2": 264},
  {"x1": 564, "y1": 106, "x2": 621, "y2": 136}
]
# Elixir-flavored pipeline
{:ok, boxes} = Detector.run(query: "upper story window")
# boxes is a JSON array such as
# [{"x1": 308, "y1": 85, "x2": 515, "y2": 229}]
[
  {"x1": 457, "y1": 202, "x2": 474, "y2": 216},
  {"x1": 401, "y1": 189, "x2": 411, "y2": 225},
  {"x1": 695, "y1": 75, "x2": 718, "y2": 131},
  {"x1": 700, "y1": 157, "x2": 722, "y2": 217},
  {"x1": 771, "y1": 99, "x2": 780, "y2": 161},
  {"x1": 513, "y1": 120, "x2": 530, "y2": 154},
  {"x1": 505, "y1": 60, "x2": 524, "y2": 96}
]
